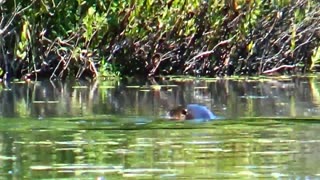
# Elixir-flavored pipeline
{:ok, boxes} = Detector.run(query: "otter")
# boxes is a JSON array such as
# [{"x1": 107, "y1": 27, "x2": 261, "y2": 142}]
[{"x1": 167, "y1": 104, "x2": 217, "y2": 120}]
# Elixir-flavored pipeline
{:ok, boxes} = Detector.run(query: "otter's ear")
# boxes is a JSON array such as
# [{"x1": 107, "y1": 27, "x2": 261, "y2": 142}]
[{"x1": 181, "y1": 109, "x2": 188, "y2": 115}]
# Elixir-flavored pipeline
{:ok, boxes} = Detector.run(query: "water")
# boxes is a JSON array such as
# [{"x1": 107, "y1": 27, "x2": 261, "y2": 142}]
[{"x1": 1, "y1": 76, "x2": 320, "y2": 179}]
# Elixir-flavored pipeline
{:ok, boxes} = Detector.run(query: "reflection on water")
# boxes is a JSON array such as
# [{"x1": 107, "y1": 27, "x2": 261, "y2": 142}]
[
  {"x1": 1, "y1": 76, "x2": 320, "y2": 118},
  {"x1": 1, "y1": 76, "x2": 320, "y2": 179}
]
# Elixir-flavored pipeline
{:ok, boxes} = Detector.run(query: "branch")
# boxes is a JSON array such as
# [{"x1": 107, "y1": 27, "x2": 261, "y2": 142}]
[
  {"x1": 183, "y1": 35, "x2": 236, "y2": 73},
  {"x1": 188, "y1": 35, "x2": 235, "y2": 62},
  {"x1": 0, "y1": 0, "x2": 36, "y2": 36},
  {"x1": 262, "y1": 65, "x2": 296, "y2": 74}
]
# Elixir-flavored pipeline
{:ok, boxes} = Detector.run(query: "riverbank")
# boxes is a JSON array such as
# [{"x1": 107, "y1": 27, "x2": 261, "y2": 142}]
[{"x1": 0, "y1": 0, "x2": 319, "y2": 81}]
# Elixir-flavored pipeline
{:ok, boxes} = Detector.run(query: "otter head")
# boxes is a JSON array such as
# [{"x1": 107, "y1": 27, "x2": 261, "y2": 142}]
[{"x1": 167, "y1": 106, "x2": 193, "y2": 120}]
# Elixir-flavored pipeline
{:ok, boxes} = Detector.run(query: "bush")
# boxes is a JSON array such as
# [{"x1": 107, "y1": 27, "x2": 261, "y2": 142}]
[{"x1": 0, "y1": 0, "x2": 319, "y2": 80}]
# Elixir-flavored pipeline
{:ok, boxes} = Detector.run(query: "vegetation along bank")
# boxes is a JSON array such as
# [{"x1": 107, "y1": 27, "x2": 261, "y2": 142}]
[{"x1": 0, "y1": 0, "x2": 319, "y2": 81}]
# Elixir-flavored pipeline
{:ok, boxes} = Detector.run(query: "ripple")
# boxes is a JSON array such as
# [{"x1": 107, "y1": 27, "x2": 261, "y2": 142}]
[
  {"x1": 195, "y1": 148, "x2": 232, "y2": 153},
  {"x1": 157, "y1": 161, "x2": 194, "y2": 165},
  {"x1": 251, "y1": 150, "x2": 299, "y2": 155},
  {"x1": 185, "y1": 141, "x2": 221, "y2": 145},
  {"x1": 31, "y1": 164, "x2": 123, "y2": 174},
  {"x1": 0, "y1": 155, "x2": 16, "y2": 160}
]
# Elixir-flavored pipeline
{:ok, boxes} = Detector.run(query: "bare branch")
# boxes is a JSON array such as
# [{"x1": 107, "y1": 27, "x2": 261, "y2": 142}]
[
  {"x1": 262, "y1": 65, "x2": 296, "y2": 74},
  {"x1": 0, "y1": 0, "x2": 36, "y2": 36}
]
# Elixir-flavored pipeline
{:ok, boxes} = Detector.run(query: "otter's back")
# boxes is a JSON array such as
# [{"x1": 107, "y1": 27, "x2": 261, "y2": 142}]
[{"x1": 186, "y1": 104, "x2": 216, "y2": 120}]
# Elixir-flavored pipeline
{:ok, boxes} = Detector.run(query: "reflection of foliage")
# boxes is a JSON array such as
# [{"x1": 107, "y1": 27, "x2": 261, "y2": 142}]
[
  {"x1": 1, "y1": 77, "x2": 320, "y2": 118},
  {"x1": 0, "y1": 0, "x2": 319, "y2": 80},
  {"x1": 310, "y1": 47, "x2": 320, "y2": 70},
  {"x1": 309, "y1": 77, "x2": 320, "y2": 106}
]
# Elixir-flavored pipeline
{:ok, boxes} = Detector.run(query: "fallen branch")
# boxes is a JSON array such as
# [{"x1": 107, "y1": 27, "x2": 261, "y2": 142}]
[{"x1": 262, "y1": 65, "x2": 296, "y2": 74}]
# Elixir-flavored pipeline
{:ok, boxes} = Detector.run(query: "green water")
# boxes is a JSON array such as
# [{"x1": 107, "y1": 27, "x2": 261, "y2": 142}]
[{"x1": 1, "y1": 117, "x2": 320, "y2": 179}]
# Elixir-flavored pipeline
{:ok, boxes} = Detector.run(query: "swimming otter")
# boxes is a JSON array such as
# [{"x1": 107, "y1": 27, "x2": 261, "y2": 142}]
[{"x1": 168, "y1": 104, "x2": 216, "y2": 120}]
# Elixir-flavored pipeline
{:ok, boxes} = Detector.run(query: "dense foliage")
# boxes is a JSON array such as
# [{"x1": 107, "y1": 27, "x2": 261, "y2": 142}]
[{"x1": 0, "y1": 0, "x2": 319, "y2": 80}]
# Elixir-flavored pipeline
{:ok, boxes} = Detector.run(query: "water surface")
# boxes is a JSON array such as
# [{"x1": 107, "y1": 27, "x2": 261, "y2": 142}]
[{"x1": 1, "y1": 76, "x2": 320, "y2": 179}]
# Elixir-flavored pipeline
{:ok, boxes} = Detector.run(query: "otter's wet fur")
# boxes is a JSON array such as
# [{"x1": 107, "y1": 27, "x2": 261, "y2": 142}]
[{"x1": 168, "y1": 104, "x2": 216, "y2": 120}]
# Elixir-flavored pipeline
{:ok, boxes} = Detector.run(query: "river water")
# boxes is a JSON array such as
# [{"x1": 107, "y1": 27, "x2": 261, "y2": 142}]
[{"x1": 0, "y1": 76, "x2": 320, "y2": 179}]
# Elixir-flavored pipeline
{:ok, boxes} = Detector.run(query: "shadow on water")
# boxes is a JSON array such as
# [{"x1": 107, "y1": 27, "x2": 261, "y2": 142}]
[{"x1": 1, "y1": 76, "x2": 320, "y2": 179}]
